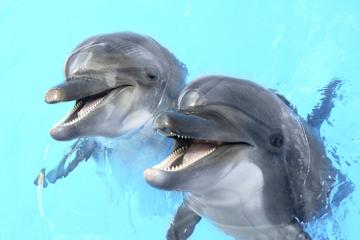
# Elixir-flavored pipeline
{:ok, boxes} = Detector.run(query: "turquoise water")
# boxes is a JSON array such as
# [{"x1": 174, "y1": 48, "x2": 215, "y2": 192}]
[{"x1": 1, "y1": 0, "x2": 360, "y2": 239}]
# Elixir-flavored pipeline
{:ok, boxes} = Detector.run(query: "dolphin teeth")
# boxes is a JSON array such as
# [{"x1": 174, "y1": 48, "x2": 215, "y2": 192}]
[
  {"x1": 60, "y1": 97, "x2": 105, "y2": 127},
  {"x1": 180, "y1": 146, "x2": 217, "y2": 170},
  {"x1": 153, "y1": 145, "x2": 189, "y2": 171},
  {"x1": 55, "y1": 100, "x2": 83, "y2": 127},
  {"x1": 153, "y1": 144, "x2": 218, "y2": 172}
]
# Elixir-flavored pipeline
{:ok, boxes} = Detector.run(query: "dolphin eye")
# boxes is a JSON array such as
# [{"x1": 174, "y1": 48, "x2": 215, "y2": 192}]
[
  {"x1": 147, "y1": 73, "x2": 158, "y2": 80},
  {"x1": 144, "y1": 67, "x2": 160, "y2": 81},
  {"x1": 269, "y1": 132, "x2": 284, "y2": 148}
]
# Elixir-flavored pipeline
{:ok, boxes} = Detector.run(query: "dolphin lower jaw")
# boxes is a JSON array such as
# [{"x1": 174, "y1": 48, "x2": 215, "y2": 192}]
[
  {"x1": 149, "y1": 131, "x2": 220, "y2": 164},
  {"x1": 143, "y1": 134, "x2": 252, "y2": 191},
  {"x1": 50, "y1": 86, "x2": 130, "y2": 140},
  {"x1": 61, "y1": 95, "x2": 105, "y2": 127},
  {"x1": 144, "y1": 132, "x2": 226, "y2": 189},
  {"x1": 152, "y1": 140, "x2": 218, "y2": 172},
  {"x1": 145, "y1": 110, "x2": 254, "y2": 188}
]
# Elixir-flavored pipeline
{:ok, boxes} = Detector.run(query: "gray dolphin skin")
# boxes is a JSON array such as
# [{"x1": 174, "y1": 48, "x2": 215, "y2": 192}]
[
  {"x1": 144, "y1": 76, "x2": 349, "y2": 240},
  {"x1": 47, "y1": 32, "x2": 186, "y2": 140},
  {"x1": 37, "y1": 32, "x2": 187, "y2": 185}
]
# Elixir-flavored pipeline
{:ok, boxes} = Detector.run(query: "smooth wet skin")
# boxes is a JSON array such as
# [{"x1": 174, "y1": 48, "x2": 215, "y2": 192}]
[
  {"x1": 145, "y1": 76, "x2": 347, "y2": 240},
  {"x1": 47, "y1": 32, "x2": 186, "y2": 140}
]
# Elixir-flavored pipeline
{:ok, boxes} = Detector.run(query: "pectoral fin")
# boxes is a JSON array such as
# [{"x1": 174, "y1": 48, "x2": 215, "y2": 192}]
[{"x1": 167, "y1": 202, "x2": 201, "y2": 240}]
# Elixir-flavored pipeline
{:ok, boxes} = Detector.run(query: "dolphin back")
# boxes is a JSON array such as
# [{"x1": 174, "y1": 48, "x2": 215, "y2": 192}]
[
  {"x1": 283, "y1": 120, "x2": 336, "y2": 222},
  {"x1": 283, "y1": 79, "x2": 353, "y2": 221}
]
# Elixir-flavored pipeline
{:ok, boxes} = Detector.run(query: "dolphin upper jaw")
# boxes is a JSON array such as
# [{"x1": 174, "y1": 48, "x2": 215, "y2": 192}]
[
  {"x1": 153, "y1": 110, "x2": 255, "y2": 145},
  {"x1": 45, "y1": 76, "x2": 132, "y2": 103}
]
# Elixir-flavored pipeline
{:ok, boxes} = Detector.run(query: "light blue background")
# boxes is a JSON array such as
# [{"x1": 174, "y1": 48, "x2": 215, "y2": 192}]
[{"x1": 0, "y1": 0, "x2": 359, "y2": 239}]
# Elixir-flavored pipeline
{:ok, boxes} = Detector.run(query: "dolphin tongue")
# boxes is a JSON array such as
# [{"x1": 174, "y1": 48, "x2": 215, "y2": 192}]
[{"x1": 183, "y1": 143, "x2": 216, "y2": 165}]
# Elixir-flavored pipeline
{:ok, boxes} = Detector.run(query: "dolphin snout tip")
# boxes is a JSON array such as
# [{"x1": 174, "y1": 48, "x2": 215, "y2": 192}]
[
  {"x1": 144, "y1": 168, "x2": 168, "y2": 189},
  {"x1": 45, "y1": 89, "x2": 63, "y2": 104},
  {"x1": 153, "y1": 112, "x2": 174, "y2": 130},
  {"x1": 49, "y1": 126, "x2": 73, "y2": 141},
  {"x1": 144, "y1": 168, "x2": 156, "y2": 182},
  {"x1": 49, "y1": 127, "x2": 57, "y2": 138}
]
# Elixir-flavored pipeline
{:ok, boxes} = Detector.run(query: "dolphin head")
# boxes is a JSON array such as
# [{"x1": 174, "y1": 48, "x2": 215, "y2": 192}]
[
  {"x1": 145, "y1": 75, "x2": 337, "y2": 224},
  {"x1": 144, "y1": 76, "x2": 294, "y2": 191},
  {"x1": 47, "y1": 32, "x2": 187, "y2": 140}
]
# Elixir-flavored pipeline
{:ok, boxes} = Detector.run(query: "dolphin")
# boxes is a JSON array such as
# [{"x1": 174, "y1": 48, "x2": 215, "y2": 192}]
[
  {"x1": 36, "y1": 32, "x2": 187, "y2": 186},
  {"x1": 144, "y1": 76, "x2": 351, "y2": 240}
]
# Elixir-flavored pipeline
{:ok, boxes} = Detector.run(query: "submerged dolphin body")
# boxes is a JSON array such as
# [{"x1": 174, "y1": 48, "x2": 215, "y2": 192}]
[
  {"x1": 36, "y1": 32, "x2": 187, "y2": 187},
  {"x1": 145, "y1": 76, "x2": 350, "y2": 239}
]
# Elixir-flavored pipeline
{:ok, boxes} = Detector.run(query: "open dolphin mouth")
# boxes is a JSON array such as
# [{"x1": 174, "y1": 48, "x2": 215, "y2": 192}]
[
  {"x1": 51, "y1": 86, "x2": 127, "y2": 129},
  {"x1": 56, "y1": 91, "x2": 108, "y2": 127},
  {"x1": 144, "y1": 118, "x2": 253, "y2": 189},
  {"x1": 150, "y1": 133, "x2": 222, "y2": 172}
]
